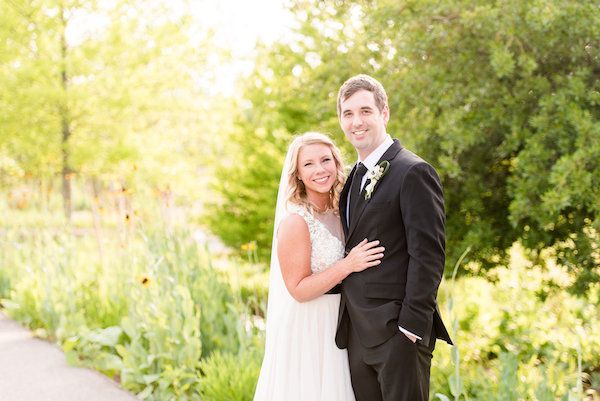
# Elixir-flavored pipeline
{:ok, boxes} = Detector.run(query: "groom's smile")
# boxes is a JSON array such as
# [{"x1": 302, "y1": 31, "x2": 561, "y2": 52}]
[{"x1": 339, "y1": 89, "x2": 389, "y2": 160}]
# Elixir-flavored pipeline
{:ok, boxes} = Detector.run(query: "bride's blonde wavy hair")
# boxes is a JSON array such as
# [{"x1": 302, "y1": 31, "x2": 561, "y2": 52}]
[{"x1": 285, "y1": 132, "x2": 345, "y2": 214}]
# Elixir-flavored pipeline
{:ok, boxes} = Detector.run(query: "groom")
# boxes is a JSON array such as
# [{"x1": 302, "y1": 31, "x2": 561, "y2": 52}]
[{"x1": 336, "y1": 74, "x2": 453, "y2": 401}]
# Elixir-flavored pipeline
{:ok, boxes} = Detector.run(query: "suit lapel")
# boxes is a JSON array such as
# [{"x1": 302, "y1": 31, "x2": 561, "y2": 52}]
[
  {"x1": 346, "y1": 140, "x2": 403, "y2": 241},
  {"x1": 340, "y1": 164, "x2": 356, "y2": 238},
  {"x1": 348, "y1": 185, "x2": 369, "y2": 236}
]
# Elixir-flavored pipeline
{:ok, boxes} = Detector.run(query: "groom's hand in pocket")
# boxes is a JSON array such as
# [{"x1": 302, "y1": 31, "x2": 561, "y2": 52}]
[
  {"x1": 404, "y1": 332, "x2": 417, "y2": 343},
  {"x1": 398, "y1": 326, "x2": 419, "y2": 343}
]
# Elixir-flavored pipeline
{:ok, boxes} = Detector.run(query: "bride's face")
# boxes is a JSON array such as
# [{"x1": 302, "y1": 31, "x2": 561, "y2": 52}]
[{"x1": 297, "y1": 143, "x2": 337, "y2": 196}]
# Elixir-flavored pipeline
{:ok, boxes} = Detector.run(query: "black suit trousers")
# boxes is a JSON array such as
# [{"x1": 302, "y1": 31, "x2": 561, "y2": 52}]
[{"x1": 347, "y1": 320, "x2": 436, "y2": 401}]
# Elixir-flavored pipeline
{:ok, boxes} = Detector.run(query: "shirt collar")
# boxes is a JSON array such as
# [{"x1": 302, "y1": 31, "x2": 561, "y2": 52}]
[{"x1": 358, "y1": 134, "x2": 394, "y2": 171}]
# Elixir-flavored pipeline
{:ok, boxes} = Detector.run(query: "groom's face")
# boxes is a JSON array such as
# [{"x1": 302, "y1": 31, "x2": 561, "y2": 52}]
[{"x1": 339, "y1": 89, "x2": 389, "y2": 160}]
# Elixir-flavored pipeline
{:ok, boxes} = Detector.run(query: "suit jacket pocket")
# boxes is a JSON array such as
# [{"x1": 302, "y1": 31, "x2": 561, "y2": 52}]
[{"x1": 364, "y1": 282, "x2": 405, "y2": 300}]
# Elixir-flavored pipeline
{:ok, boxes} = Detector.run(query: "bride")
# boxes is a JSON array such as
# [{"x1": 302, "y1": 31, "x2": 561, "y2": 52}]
[{"x1": 253, "y1": 132, "x2": 384, "y2": 401}]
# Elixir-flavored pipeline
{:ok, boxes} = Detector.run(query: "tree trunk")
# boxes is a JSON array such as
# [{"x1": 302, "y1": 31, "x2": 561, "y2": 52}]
[{"x1": 59, "y1": 4, "x2": 72, "y2": 220}]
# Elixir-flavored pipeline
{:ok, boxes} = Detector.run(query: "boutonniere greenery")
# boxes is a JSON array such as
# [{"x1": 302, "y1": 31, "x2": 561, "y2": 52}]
[{"x1": 364, "y1": 160, "x2": 390, "y2": 200}]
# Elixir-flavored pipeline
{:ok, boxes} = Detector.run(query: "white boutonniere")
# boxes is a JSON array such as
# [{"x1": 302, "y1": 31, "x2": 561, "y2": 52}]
[{"x1": 364, "y1": 160, "x2": 390, "y2": 200}]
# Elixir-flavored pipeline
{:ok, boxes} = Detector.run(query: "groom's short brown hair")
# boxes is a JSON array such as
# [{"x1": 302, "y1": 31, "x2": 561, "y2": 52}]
[{"x1": 337, "y1": 74, "x2": 388, "y2": 116}]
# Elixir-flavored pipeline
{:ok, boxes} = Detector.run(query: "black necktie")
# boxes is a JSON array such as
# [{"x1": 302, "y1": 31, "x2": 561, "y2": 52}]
[{"x1": 348, "y1": 163, "x2": 368, "y2": 227}]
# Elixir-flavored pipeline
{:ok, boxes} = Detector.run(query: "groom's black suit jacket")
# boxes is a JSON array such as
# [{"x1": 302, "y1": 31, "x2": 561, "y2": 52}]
[{"x1": 336, "y1": 139, "x2": 452, "y2": 349}]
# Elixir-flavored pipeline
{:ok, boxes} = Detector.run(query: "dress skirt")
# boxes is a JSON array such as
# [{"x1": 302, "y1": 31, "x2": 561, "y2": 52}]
[{"x1": 253, "y1": 294, "x2": 356, "y2": 401}]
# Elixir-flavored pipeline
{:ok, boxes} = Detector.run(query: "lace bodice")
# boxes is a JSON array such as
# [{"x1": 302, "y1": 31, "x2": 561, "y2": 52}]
[{"x1": 288, "y1": 205, "x2": 345, "y2": 273}]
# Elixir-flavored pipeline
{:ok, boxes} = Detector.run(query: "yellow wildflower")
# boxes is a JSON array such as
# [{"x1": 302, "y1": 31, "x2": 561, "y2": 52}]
[
  {"x1": 241, "y1": 241, "x2": 257, "y2": 252},
  {"x1": 140, "y1": 276, "x2": 151, "y2": 287}
]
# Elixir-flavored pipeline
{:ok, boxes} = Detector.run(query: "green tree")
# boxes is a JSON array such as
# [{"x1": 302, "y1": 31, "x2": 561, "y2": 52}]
[
  {"x1": 205, "y1": 1, "x2": 406, "y2": 256},
  {"x1": 373, "y1": 0, "x2": 599, "y2": 291},
  {"x1": 206, "y1": 0, "x2": 599, "y2": 291},
  {"x1": 0, "y1": 0, "x2": 218, "y2": 214},
  {"x1": 203, "y1": 9, "x2": 366, "y2": 257},
  {"x1": 0, "y1": 0, "x2": 66, "y2": 182}
]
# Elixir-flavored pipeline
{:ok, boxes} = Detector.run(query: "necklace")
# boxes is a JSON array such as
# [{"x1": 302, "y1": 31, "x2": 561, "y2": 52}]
[{"x1": 309, "y1": 201, "x2": 330, "y2": 214}]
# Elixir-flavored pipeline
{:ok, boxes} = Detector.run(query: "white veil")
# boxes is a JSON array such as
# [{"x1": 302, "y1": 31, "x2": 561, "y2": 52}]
[
  {"x1": 262, "y1": 143, "x2": 295, "y2": 346},
  {"x1": 253, "y1": 142, "x2": 296, "y2": 400},
  {"x1": 253, "y1": 140, "x2": 297, "y2": 401}
]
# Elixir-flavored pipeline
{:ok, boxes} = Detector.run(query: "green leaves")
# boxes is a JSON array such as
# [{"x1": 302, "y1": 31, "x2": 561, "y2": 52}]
[
  {"x1": 199, "y1": 349, "x2": 263, "y2": 401},
  {"x1": 0, "y1": 0, "x2": 224, "y2": 215},
  {"x1": 0, "y1": 218, "x2": 256, "y2": 400},
  {"x1": 490, "y1": 45, "x2": 515, "y2": 78},
  {"x1": 86, "y1": 325, "x2": 124, "y2": 347}
]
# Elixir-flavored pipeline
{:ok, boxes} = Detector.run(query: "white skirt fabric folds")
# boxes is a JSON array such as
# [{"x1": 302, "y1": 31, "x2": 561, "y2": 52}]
[{"x1": 253, "y1": 294, "x2": 355, "y2": 401}]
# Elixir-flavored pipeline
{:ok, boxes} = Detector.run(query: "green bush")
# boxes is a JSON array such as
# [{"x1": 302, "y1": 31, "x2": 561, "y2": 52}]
[
  {"x1": 1, "y1": 205, "x2": 597, "y2": 400},
  {"x1": 430, "y1": 245, "x2": 599, "y2": 400},
  {"x1": 200, "y1": 348, "x2": 263, "y2": 401},
  {"x1": 117, "y1": 284, "x2": 203, "y2": 400},
  {"x1": 141, "y1": 229, "x2": 241, "y2": 357},
  {"x1": 0, "y1": 218, "x2": 252, "y2": 400}
]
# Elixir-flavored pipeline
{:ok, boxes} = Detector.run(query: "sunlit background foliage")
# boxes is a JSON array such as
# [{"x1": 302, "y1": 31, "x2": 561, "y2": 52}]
[{"x1": 0, "y1": 0, "x2": 598, "y2": 400}]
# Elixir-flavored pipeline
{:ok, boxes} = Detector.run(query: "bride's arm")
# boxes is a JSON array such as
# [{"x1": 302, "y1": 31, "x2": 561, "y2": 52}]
[{"x1": 278, "y1": 214, "x2": 384, "y2": 303}]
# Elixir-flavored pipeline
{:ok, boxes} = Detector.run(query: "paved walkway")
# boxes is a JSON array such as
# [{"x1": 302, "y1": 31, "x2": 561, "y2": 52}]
[{"x1": 0, "y1": 312, "x2": 139, "y2": 401}]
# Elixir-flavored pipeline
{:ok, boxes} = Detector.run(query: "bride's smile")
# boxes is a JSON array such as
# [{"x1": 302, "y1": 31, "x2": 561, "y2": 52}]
[
  {"x1": 313, "y1": 175, "x2": 330, "y2": 184},
  {"x1": 297, "y1": 143, "x2": 338, "y2": 196}
]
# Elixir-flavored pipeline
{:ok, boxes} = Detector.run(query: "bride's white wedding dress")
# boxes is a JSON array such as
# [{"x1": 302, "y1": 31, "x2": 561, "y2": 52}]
[{"x1": 253, "y1": 204, "x2": 356, "y2": 401}]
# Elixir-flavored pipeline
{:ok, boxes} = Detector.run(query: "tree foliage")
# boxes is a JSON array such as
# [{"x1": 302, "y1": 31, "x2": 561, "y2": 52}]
[
  {"x1": 0, "y1": 0, "x2": 218, "y2": 210},
  {"x1": 206, "y1": 0, "x2": 599, "y2": 291}
]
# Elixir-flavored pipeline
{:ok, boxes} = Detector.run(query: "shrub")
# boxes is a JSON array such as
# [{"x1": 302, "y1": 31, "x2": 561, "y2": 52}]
[{"x1": 200, "y1": 347, "x2": 263, "y2": 401}]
